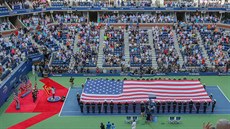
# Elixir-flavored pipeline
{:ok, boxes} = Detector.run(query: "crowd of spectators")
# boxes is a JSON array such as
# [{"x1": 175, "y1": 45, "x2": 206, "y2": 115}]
[
  {"x1": 99, "y1": 13, "x2": 175, "y2": 23},
  {"x1": 54, "y1": 13, "x2": 87, "y2": 23},
  {"x1": 176, "y1": 23, "x2": 207, "y2": 67},
  {"x1": 75, "y1": 23, "x2": 100, "y2": 68},
  {"x1": 0, "y1": 28, "x2": 40, "y2": 81},
  {"x1": 0, "y1": 19, "x2": 13, "y2": 31},
  {"x1": 164, "y1": 1, "x2": 196, "y2": 8},
  {"x1": 8, "y1": 0, "x2": 30, "y2": 10},
  {"x1": 153, "y1": 26, "x2": 180, "y2": 71},
  {"x1": 199, "y1": 24, "x2": 229, "y2": 67},
  {"x1": 187, "y1": 13, "x2": 220, "y2": 23},
  {"x1": 32, "y1": 0, "x2": 49, "y2": 9},
  {"x1": 21, "y1": 14, "x2": 52, "y2": 29},
  {"x1": 103, "y1": 26, "x2": 125, "y2": 67},
  {"x1": 51, "y1": 0, "x2": 69, "y2": 7},
  {"x1": 129, "y1": 28, "x2": 152, "y2": 67}
]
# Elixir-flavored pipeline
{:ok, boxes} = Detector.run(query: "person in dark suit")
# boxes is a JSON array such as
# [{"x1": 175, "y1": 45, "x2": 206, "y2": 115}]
[
  {"x1": 117, "y1": 102, "x2": 122, "y2": 113},
  {"x1": 79, "y1": 101, "x2": 84, "y2": 113},
  {"x1": 212, "y1": 99, "x2": 216, "y2": 112},
  {"x1": 178, "y1": 101, "x2": 182, "y2": 113},
  {"x1": 77, "y1": 93, "x2": 80, "y2": 104},
  {"x1": 140, "y1": 101, "x2": 145, "y2": 116},
  {"x1": 167, "y1": 101, "x2": 171, "y2": 113},
  {"x1": 189, "y1": 99, "x2": 193, "y2": 113},
  {"x1": 110, "y1": 101, "x2": 114, "y2": 113},
  {"x1": 203, "y1": 101, "x2": 207, "y2": 113},
  {"x1": 125, "y1": 101, "x2": 129, "y2": 113},
  {"x1": 209, "y1": 93, "x2": 213, "y2": 106},
  {"x1": 133, "y1": 101, "x2": 136, "y2": 113},
  {"x1": 161, "y1": 100, "x2": 166, "y2": 113},
  {"x1": 196, "y1": 101, "x2": 201, "y2": 113},
  {"x1": 97, "y1": 102, "x2": 102, "y2": 113},
  {"x1": 156, "y1": 101, "x2": 161, "y2": 113},
  {"x1": 91, "y1": 102, "x2": 96, "y2": 113},
  {"x1": 173, "y1": 100, "x2": 177, "y2": 113},
  {"x1": 183, "y1": 101, "x2": 187, "y2": 113},
  {"x1": 69, "y1": 77, "x2": 74, "y2": 87},
  {"x1": 104, "y1": 100, "x2": 108, "y2": 113},
  {"x1": 86, "y1": 102, "x2": 90, "y2": 113}
]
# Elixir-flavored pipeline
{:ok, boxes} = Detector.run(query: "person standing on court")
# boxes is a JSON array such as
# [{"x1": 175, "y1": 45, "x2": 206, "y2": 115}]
[
  {"x1": 161, "y1": 100, "x2": 166, "y2": 113},
  {"x1": 140, "y1": 101, "x2": 145, "y2": 116},
  {"x1": 196, "y1": 101, "x2": 201, "y2": 113},
  {"x1": 173, "y1": 100, "x2": 177, "y2": 113},
  {"x1": 106, "y1": 121, "x2": 111, "y2": 129},
  {"x1": 167, "y1": 101, "x2": 171, "y2": 113},
  {"x1": 76, "y1": 93, "x2": 80, "y2": 104},
  {"x1": 189, "y1": 99, "x2": 193, "y2": 113},
  {"x1": 212, "y1": 99, "x2": 216, "y2": 112},
  {"x1": 91, "y1": 102, "x2": 96, "y2": 113},
  {"x1": 178, "y1": 101, "x2": 182, "y2": 113},
  {"x1": 132, "y1": 120, "x2": 136, "y2": 129},
  {"x1": 104, "y1": 100, "x2": 108, "y2": 113},
  {"x1": 98, "y1": 102, "x2": 102, "y2": 113},
  {"x1": 183, "y1": 100, "x2": 187, "y2": 113},
  {"x1": 203, "y1": 100, "x2": 207, "y2": 113},
  {"x1": 110, "y1": 100, "x2": 114, "y2": 113},
  {"x1": 125, "y1": 101, "x2": 129, "y2": 113},
  {"x1": 86, "y1": 102, "x2": 90, "y2": 113},
  {"x1": 133, "y1": 101, "x2": 136, "y2": 113},
  {"x1": 79, "y1": 101, "x2": 84, "y2": 113},
  {"x1": 156, "y1": 100, "x2": 161, "y2": 113},
  {"x1": 100, "y1": 123, "x2": 105, "y2": 129},
  {"x1": 117, "y1": 102, "x2": 122, "y2": 113}
]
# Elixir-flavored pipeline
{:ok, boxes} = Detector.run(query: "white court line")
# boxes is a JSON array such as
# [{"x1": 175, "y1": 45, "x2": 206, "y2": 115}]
[
  {"x1": 58, "y1": 87, "x2": 71, "y2": 117},
  {"x1": 217, "y1": 85, "x2": 230, "y2": 103}
]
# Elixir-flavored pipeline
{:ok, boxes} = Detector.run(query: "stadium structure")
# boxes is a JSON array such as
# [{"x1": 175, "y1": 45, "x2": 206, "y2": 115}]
[{"x1": 0, "y1": 0, "x2": 230, "y2": 129}]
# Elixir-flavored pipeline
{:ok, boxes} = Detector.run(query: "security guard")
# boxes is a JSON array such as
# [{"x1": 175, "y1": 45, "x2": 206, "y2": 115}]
[
  {"x1": 156, "y1": 101, "x2": 161, "y2": 113},
  {"x1": 178, "y1": 101, "x2": 182, "y2": 113},
  {"x1": 97, "y1": 102, "x2": 102, "y2": 113},
  {"x1": 86, "y1": 102, "x2": 90, "y2": 113},
  {"x1": 203, "y1": 101, "x2": 207, "y2": 113},
  {"x1": 117, "y1": 102, "x2": 122, "y2": 113},
  {"x1": 212, "y1": 99, "x2": 216, "y2": 112},
  {"x1": 173, "y1": 100, "x2": 177, "y2": 113},
  {"x1": 183, "y1": 101, "x2": 187, "y2": 113},
  {"x1": 196, "y1": 101, "x2": 201, "y2": 113},
  {"x1": 110, "y1": 101, "x2": 114, "y2": 113},
  {"x1": 79, "y1": 101, "x2": 84, "y2": 113},
  {"x1": 133, "y1": 101, "x2": 136, "y2": 113},
  {"x1": 91, "y1": 102, "x2": 96, "y2": 113},
  {"x1": 125, "y1": 101, "x2": 129, "y2": 113},
  {"x1": 189, "y1": 99, "x2": 193, "y2": 113},
  {"x1": 167, "y1": 101, "x2": 171, "y2": 113},
  {"x1": 104, "y1": 100, "x2": 108, "y2": 113},
  {"x1": 161, "y1": 100, "x2": 166, "y2": 113}
]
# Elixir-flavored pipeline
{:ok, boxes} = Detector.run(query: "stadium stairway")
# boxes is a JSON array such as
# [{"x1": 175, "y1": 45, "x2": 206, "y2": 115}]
[
  {"x1": 172, "y1": 29, "x2": 184, "y2": 67},
  {"x1": 196, "y1": 30, "x2": 212, "y2": 67},
  {"x1": 148, "y1": 29, "x2": 158, "y2": 68},
  {"x1": 124, "y1": 30, "x2": 130, "y2": 66},
  {"x1": 69, "y1": 55, "x2": 75, "y2": 71},
  {"x1": 97, "y1": 29, "x2": 105, "y2": 68}
]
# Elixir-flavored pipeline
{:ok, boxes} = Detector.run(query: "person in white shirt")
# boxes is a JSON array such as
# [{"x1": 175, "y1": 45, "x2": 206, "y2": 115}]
[{"x1": 131, "y1": 120, "x2": 136, "y2": 129}]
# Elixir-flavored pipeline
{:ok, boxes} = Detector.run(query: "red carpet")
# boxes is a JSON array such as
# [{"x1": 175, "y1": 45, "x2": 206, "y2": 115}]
[
  {"x1": 8, "y1": 112, "x2": 56, "y2": 129},
  {"x1": 6, "y1": 78, "x2": 68, "y2": 129}
]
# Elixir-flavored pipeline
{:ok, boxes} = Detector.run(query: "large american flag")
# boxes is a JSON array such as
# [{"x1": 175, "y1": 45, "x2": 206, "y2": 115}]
[{"x1": 81, "y1": 79, "x2": 212, "y2": 103}]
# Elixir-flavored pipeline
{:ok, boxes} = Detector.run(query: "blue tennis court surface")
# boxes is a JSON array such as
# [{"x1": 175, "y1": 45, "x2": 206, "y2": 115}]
[{"x1": 59, "y1": 86, "x2": 230, "y2": 116}]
